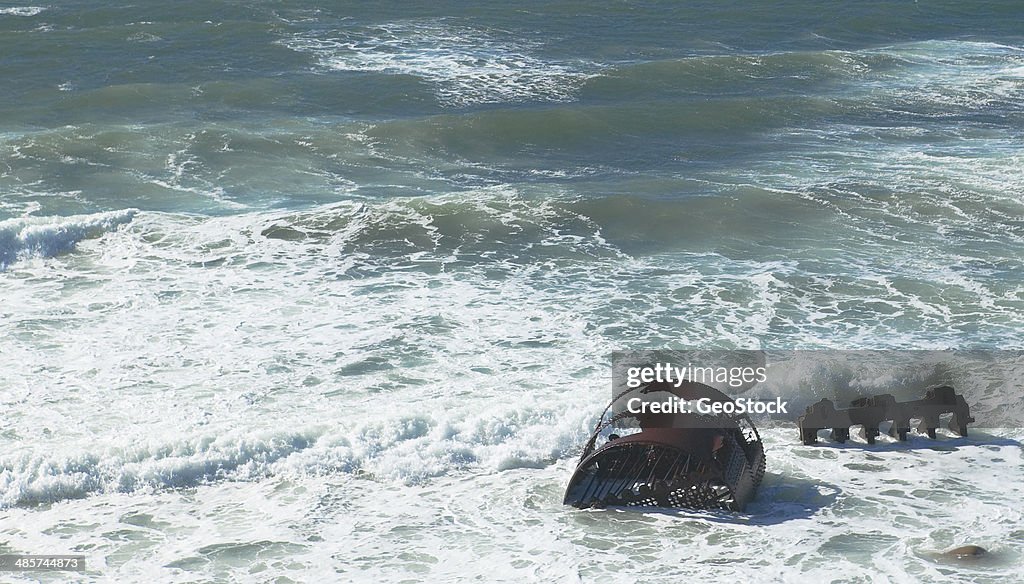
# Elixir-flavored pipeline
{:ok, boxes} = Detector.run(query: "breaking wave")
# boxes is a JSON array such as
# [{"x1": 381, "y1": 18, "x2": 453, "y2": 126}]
[
  {"x1": 0, "y1": 209, "x2": 137, "y2": 269},
  {"x1": 0, "y1": 404, "x2": 593, "y2": 507}
]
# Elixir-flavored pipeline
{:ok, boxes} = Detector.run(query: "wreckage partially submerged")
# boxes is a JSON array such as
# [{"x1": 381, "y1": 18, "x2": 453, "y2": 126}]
[
  {"x1": 798, "y1": 385, "x2": 975, "y2": 444},
  {"x1": 563, "y1": 381, "x2": 766, "y2": 511}
]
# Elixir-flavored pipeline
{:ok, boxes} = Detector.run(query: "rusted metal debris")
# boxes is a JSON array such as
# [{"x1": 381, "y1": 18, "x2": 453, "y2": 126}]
[
  {"x1": 797, "y1": 385, "x2": 975, "y2": 445},
  {"x1": 564, "y1": 381, "x2": 765, "y2": 511}
]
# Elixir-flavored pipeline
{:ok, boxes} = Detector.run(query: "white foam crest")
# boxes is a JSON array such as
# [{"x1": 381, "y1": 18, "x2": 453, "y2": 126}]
[
  {"x1": 276, "y1": 397, "x2": 598, "y2": 484},
  {"x1": 284, "y1": 20, "x2": 594, "y2": 106},
  {"x1": 0, "y1": 209, "x2": 136, "y2": 269},
  {"x1": 0, "y1": 430, "x2": 320, "y2": 507},
  {"x1": 0, "y1": 381, "x2": 602, "y2": 507},
  {"x1": 0, "y1": 6, "x2": 46, "y2": 16}
]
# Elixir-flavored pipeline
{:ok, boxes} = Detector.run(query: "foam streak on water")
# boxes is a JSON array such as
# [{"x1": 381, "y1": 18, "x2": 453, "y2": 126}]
[{"x1": 283, "y1": 19, "x2": 595, "y2": 107}]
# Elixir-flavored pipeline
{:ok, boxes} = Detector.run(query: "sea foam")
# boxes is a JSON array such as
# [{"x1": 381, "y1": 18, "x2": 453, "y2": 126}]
[
  {"x1": 0, "y1": 209, "x2": 137, "y2": 269},
  {"x1": 0, "y1": 7, "x2": 46, "y2": 17},
  {"x1": 283, "y1": 20, "x2": 594, "y2": 107}
]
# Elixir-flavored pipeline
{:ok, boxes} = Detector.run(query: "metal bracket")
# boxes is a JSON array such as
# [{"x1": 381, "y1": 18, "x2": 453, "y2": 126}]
[{"x1": 797, "y1": 385, "x2": 974, "y2": 445}]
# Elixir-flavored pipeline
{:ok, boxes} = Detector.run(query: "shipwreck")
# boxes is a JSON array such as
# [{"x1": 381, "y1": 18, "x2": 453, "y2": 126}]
[
  {"x1": 797, "y1": 385, "x2": 975, "y2": 445},
  {"x1": 564, "y1": 380, "x2": 766, "y2": 511}
]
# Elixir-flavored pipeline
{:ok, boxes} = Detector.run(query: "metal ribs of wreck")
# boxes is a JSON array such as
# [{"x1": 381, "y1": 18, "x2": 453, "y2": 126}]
[{"x1": 564, "y1": 381, "x2": 766, "y2": 512}]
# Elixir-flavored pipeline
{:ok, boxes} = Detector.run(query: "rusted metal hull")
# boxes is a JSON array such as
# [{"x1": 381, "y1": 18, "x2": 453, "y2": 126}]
[{"x1": 564, "y1": 381, "x2": 765, "y2": 511}]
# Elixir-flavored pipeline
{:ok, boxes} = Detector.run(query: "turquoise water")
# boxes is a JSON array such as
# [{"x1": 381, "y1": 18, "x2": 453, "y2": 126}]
[{"x1": 1, "y1": 2, "x2": 1023, "y2": 582}]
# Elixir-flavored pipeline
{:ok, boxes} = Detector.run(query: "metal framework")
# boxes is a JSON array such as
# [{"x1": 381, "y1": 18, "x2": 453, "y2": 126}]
[
  {"x1": 564, "y1": 381, "x2": 765, "y2": 511},
  {"x1": 797, "y1": 385, "x2": 975, "y2": 445}
]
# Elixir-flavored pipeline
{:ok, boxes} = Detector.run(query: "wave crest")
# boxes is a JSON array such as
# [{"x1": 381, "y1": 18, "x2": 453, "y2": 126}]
[{"x1": 0, "y1": 209, "x2": 137, "y2": 269}]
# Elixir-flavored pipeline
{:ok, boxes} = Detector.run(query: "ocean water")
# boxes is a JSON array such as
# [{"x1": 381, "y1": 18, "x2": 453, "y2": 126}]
[{"x1": 1, "y1": 1, "x2": 1023, "y2": 582}]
